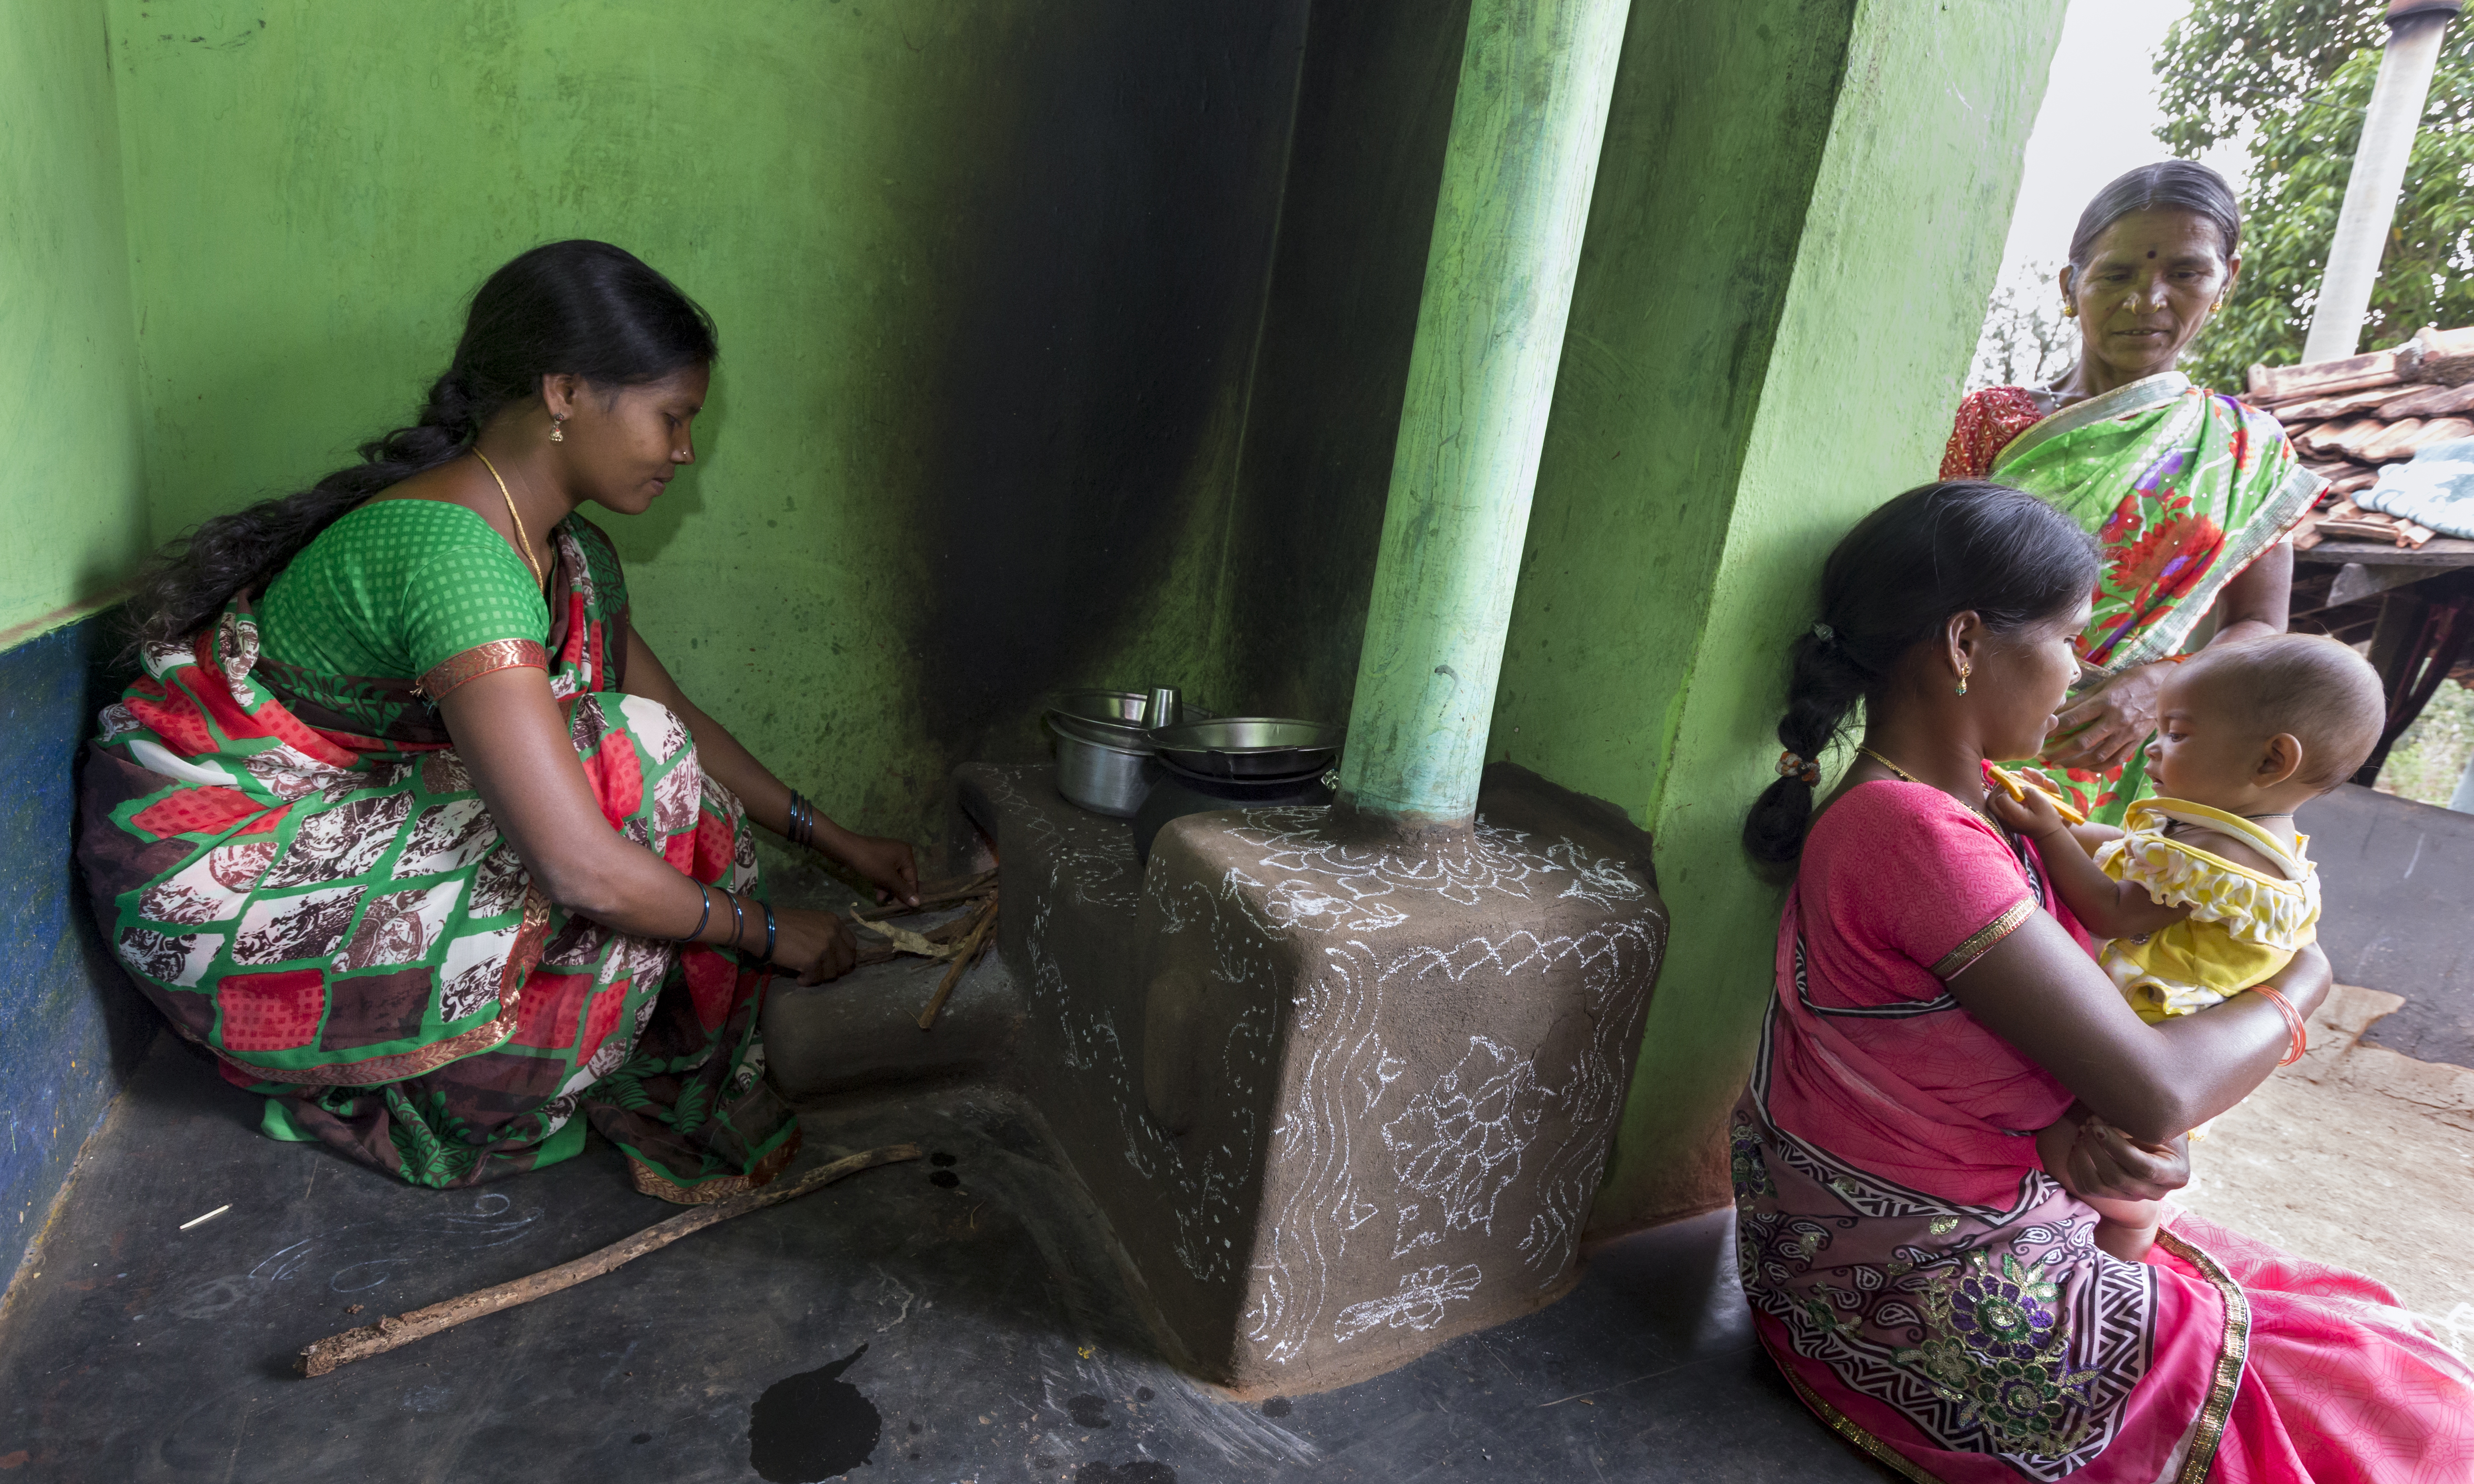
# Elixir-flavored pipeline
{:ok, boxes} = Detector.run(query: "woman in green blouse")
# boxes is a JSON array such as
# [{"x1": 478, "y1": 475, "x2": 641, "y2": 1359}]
[{"x1": 80, "y1": 241, "x2": 912, "y2": 1201}]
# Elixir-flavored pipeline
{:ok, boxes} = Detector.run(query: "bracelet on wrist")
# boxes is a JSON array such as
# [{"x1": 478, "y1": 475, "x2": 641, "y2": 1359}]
[
  {"x1": 760, "y1": 901, "x2": 777, "y2": 965},
  {"x1": 724, "y1": 890, "x2": 746, "y2": 950},
  {"x1": 2249, "y1": 982, "x2": 2308, "y2": 1066},
  {"x1": 670, "y1": 882, "x2": 713, "y2": 943}
]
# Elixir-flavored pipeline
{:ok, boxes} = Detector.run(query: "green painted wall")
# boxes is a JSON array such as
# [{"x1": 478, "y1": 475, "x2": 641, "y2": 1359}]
[
  {"x1": 1493, "y1": 0, "x2": 2067, "y2": 1231},
  {"x1": 107, "y1": 0, "x2": 1312, "y2": 855},
  {"x1": 87, "y1": 0, "x2": 2065, "y2": 1241},
  {"x1": 1215, "y1": 1, "x2": 1471, "y2": 726},
  {"x1": 1, "y1": 0, "x2": 144, "y2": 641}
]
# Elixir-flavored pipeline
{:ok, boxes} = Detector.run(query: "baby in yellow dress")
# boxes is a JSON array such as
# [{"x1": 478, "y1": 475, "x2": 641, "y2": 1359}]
[{"x1": 1989, "y1": 633, "x2": 2387, "y2": 1261}]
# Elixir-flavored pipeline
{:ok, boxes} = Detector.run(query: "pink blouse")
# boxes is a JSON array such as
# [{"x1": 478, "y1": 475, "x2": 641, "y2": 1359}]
[{"x1": 1768, "y1": 779, "x2": 2088, "y2": 1205}]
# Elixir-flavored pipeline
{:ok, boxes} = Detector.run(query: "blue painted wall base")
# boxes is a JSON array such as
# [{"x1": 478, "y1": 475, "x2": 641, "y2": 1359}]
[{"x1": 0, "y1": 613, "x2": 156, "y2": 1280}]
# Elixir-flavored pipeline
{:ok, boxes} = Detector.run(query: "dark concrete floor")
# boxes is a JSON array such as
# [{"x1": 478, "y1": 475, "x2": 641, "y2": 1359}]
[
  {"x1": 2296, "y1": 783, "x2": 2474, "y2": 1068},
  {"x1": 0, "y1": 1031, "x2": 1892, "y2": 1484}
]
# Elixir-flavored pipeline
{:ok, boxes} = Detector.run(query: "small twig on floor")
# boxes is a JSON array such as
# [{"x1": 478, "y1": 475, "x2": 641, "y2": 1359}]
[
  {"x1": 294, "y1": 1144, "x2": 922, "y2": 1378},
  {"x1": 918, "y1": 895, "x2": 999, "y2": 1031},
  {"x1": 178, "y1": 1205, "x2": 230, "y2": 1231}
]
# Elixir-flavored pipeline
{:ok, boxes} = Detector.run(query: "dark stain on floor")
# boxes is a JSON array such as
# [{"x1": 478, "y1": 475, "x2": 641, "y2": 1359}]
[
  {"x1": 749, "y1": 1344, "x2": 881, "y2": 1482},
  {"x1": 1066, "y1": 1393, "x2": 1113, "y2": 1428}
]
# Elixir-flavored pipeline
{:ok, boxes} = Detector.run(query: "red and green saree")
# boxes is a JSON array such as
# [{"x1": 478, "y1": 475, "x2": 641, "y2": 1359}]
[
  {"x1": 1943, "y1": 373, "x2": 2324, "y2": 823},
  {"x1": 78, "y1": 501, "x2": 797, "y2": 1202}
]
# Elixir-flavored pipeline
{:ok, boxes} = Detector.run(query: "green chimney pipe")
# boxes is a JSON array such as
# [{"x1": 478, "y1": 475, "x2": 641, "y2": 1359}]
[{"x1": 1333, "y1": 0, "x2": 1632, "y2": 832}]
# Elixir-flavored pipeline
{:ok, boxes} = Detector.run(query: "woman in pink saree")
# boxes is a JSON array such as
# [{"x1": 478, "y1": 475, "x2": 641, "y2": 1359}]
[{"x1": 1734, "y1": 482, "x2": 2474, "y2": 1482}]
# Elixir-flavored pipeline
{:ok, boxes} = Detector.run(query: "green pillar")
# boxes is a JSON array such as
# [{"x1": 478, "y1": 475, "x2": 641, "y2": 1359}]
[
  {"x1": 1334, "y1": 0, "x2": 1632, "y2": 830},
  {"x1": 1487, "y1": 0, "x2": 2069, "y2": 1231}
]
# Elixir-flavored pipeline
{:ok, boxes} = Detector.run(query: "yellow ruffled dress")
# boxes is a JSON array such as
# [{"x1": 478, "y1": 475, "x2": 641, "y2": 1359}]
[{"x1": 2090, "y1": 798, "x2": 2320, "y2": 1023}]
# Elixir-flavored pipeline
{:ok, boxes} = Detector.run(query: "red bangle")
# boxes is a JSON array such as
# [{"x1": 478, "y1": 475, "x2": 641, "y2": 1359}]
[{"x1": 2251, "y1": 983, "x2": 2308, "y2": 1066}]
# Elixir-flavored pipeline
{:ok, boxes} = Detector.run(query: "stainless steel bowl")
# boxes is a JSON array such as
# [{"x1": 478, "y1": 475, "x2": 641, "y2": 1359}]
[
  {"x1": 1048, "y1": 724, "x2": 1155, "y2": 817},
  {"x1": 1046, "y1": 690, "x2": 1213, "y2": 752},
  {"x1": 1050, "y1": 689, "x2": 1155, "y2": 729},
  {"x1": 1147, "y1": 717, "x2": 1341, "y2": 780}
]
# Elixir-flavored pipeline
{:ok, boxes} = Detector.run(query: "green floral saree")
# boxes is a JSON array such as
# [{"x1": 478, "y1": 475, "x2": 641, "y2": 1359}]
[{"x1": 1987, "y1": 373, "x2": 2323, "y2": 823}]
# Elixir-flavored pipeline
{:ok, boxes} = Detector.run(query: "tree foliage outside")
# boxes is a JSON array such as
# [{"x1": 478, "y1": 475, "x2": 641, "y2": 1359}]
[
  {"x1": 1966, "y1": 261, "x2": 2076, "y2": 391},
  {"x1": 2155, "y1": 1, "x2": 2474, "y2": 391},
  {"x1": 2375, "y1": 679, "x2": 2474, "y2": 807}
]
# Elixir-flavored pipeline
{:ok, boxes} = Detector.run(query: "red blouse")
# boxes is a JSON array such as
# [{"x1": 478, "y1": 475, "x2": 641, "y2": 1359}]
[{"x1": 1939, "y1": 386, "x2": 2048, "y2": 481}]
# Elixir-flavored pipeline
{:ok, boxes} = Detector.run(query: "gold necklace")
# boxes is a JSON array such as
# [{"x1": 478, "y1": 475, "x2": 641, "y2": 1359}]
[
  {"x1": 472, "y1": 450, "x2": 548, "y2": 591},
  {"x1": 1861, "y1": 744, "x2": 2016, "y2": 830}
]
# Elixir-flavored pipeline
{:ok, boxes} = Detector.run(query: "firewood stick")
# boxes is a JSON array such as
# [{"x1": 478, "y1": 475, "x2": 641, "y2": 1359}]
[
  {"x1": 849, "y1": 868, "x2": 999, "y2": 923},
  {"x1": 918, "y1": 897, "x2": 998, "y2": 1031},
  {"x1": 295, "y1": 1144, "x2": 922, "y2": 1378}
]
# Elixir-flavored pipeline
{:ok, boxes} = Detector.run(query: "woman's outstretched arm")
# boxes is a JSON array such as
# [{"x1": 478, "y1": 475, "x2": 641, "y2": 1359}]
[
  {"x1": 620, "y1": 629, "x2": 916, "y2": 906},
  {"x1": 1947, "y1": 911, "x2": 2328, "y2": 1145},
  {"x1": 438, "y1": 666, "x2": 858, "y2": 981}
]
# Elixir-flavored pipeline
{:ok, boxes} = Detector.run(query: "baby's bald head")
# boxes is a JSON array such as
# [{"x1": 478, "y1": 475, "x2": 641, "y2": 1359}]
[{"x1": 2176, "y1": 633, "x2": 2384, "y2": 793}]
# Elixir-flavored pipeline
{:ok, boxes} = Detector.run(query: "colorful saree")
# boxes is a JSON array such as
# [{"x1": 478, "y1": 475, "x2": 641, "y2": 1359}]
[
  {"x1": 1944, "y1": 375, "x2": 2324, "y2": 824},
  {"x1": 78, "y1": 515, "x2": 799, "y2": 1202},
  {"x1": 1739, "y1": 780, "x2": 2474, "y2": 1481}
]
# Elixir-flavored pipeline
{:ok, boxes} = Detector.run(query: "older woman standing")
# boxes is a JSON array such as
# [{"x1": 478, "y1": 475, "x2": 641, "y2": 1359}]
[
  {"x1": 1941, "y1": 162, "x2": 2322, "y2": 823},
  {"x1": 81, "y1": 241, "x2": 917, "y2": 1202}
]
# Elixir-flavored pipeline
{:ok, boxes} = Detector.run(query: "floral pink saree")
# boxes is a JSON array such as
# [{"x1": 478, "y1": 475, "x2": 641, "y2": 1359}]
[{"x1": 1736, "y1": 780, "x2": 2474, "y2": 1481}]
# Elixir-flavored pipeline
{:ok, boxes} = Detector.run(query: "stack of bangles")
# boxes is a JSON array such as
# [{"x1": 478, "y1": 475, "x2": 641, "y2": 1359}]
[
  {"x1": 786, "y1": 789, "x2": 819, "y2": 851},
  {"x1": 666, "y1": 880, "x2": 778, "y2": 966},
  {"x1": 2249, "y1": 982, "x2": 2309, "y2": 1066}
]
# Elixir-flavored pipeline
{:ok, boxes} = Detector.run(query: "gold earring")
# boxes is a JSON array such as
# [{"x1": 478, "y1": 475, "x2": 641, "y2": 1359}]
[
  {"x1": 2063, "y1": 302, "x2": 2078, "y2": 318},
  {"x1": 1955, "y1": 663, "x2": 1971, "y2": 697},
  {"x1": 549, "y1": 417, "x2": 565, "y2": 444}
]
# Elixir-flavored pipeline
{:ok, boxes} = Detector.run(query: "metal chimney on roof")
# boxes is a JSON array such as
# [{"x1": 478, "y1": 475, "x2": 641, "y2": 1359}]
[{"x1": 2300, "y1": 0, "x2": 2465, "y2": 363}]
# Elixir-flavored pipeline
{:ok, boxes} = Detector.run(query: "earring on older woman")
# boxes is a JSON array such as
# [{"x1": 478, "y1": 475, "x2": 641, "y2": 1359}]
[{"x1": 2063, "y1": 301, "x2": 2078, "y2": 318}]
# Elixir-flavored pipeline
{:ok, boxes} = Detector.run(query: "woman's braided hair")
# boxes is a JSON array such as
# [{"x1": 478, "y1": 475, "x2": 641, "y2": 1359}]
[
  {"x1": 1742, "y1": 481, "x2": 2100, "y2": 867},
  {"x1": 122, "y1": 240, "x2": 716, "y2": 650}
]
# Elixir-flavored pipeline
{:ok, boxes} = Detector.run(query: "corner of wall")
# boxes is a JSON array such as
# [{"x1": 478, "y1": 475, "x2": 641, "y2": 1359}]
[
  {"x1": 1580, "y1": 0, "x2": 2068, "y2": 1233},
  {"x1": 0, "y1": 0, "x2": 155, "y2": 1298}
]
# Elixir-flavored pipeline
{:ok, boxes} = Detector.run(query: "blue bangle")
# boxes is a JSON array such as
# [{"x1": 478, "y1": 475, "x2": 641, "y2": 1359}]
[
  {"x1": 671, "y1": 883, "x2": 713, "y2": 943},
  {"x1": 760, "y1": 902, "x2": 777, "y2": 965}
]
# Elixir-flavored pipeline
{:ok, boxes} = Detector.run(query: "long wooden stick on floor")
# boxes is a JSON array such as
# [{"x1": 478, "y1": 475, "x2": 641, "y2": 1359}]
[{"x1": 296, "y1": 1144, "x2": 922, "y2": 1378}]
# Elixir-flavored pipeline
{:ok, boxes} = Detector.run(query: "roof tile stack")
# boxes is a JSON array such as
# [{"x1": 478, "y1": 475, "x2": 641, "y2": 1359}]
[{"x1": 2247, "y1": 325, "x2": 2474, "y2": 550}]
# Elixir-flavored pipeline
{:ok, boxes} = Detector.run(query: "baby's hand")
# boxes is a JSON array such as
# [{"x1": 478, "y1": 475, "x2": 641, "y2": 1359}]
[{"x1": 1986, "y1": 777, "x2": 2068, "y2": 840}]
